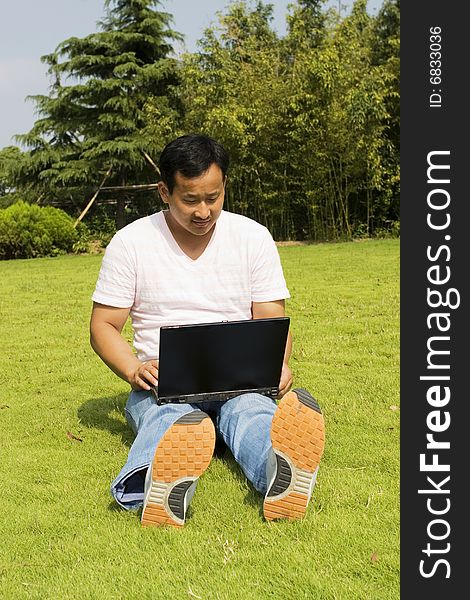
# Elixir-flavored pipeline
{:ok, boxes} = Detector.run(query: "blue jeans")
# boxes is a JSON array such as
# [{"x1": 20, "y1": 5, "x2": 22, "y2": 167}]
[{"x1": 111, "y1": 390, "x2": 278, "y2": 509}]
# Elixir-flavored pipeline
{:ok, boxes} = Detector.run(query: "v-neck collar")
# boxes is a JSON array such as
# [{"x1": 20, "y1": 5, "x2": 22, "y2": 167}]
[{"x1": 158, "y1": 210, "x2": 222, "y2": 265}]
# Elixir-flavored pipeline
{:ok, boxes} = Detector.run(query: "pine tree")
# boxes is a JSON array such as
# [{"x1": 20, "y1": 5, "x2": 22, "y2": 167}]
[{"x1": 16, "y1": 0, "x2": 182, "y2": 227}]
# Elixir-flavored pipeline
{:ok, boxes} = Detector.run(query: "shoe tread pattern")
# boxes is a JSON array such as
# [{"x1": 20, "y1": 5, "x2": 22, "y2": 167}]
[
  {"x1": 142, "y1": 411, "x2": 215, "y2": 528},
  {"x1": 142, "y1": 503, "x2": 183, "y2": 528},
  {"x1": 270, "y1": 391, "x2": 324, "y2": 472},
  {"x1": 264, "y1": 390, "x2": 325, "y2": 521},
  {"x1": 264, "y1": 492, "x2": 310, "y2": 521},
  {"x1": 153, "y1": 411, "x2": 215, "y2": 482}
]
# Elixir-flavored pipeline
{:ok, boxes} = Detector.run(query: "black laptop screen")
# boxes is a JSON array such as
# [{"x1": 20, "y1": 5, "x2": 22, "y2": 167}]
[{"x1": 157, "y1": 317, "x2": 289, "y2": 399}]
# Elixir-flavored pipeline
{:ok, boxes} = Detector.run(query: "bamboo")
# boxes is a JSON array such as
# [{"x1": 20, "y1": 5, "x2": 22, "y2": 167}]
[
  {"x1": 100, "y1": 183, "x2": 159, "y2": 192},
  {"x1": 74, "y1": 167, "x2": 112, "y2": 228},
  {"x1": 142, "y1": 151, "x2": 161, "y2": 176}
]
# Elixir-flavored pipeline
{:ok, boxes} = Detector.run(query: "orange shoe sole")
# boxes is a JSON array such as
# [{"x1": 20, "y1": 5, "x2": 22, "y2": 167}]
[
  {"x1": 141, "y1": 410, "x2": 215, "y2": 528},
  {"x1": 264, "y1": 389, "x2": 325, "y2": 521}
]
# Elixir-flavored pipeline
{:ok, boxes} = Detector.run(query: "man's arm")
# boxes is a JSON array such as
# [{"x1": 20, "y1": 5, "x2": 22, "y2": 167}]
[
  {"x1": 252, "y1": 299, "x2": 293, "y2": 398},
  {"x1": 90, "y1": 302, "x2": 158, "y2": 391}
]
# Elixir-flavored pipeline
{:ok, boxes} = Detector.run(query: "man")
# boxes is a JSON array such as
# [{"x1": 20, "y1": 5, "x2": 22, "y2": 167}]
[{"x1": 90, "y1": 134, "x2": 325, "y2": 527}]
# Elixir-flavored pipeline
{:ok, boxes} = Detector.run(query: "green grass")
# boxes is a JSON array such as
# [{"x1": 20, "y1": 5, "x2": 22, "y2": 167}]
[{"x1": 0, "y1": 239, "x2": 399, "y2": 599}]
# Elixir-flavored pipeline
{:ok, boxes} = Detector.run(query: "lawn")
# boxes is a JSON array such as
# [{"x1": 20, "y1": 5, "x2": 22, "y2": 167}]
[{"x1": 0, "y1": 239, "x2": 399, "y2": 599}]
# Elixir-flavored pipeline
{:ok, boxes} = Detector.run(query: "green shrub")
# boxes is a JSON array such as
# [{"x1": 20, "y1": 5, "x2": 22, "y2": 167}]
[
  {"x1": 374, "y1": 219, "x2": 401, "y2": 239},
  {"x1": 0, "y1": 201, "x2": 82, "y2": 259},
  {"x1": 86, "y1": 212, "x2": 116, "y2": 248}
]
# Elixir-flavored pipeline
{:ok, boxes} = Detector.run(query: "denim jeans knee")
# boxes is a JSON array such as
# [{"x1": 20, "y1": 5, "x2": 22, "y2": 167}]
[{"x1": 111, "y1": 390, "x2": 195, "y2": 509}]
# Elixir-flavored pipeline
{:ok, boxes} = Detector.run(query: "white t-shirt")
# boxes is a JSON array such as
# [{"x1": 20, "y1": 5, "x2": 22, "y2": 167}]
[{"x1": 92, "y1": 210, "x2": 290, "y2": 362}]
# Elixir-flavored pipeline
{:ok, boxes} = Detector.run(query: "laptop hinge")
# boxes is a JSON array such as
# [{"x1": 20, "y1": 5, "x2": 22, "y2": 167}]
[{"x1": 152, "y1": 387, "x2": 279, "y2": 406}]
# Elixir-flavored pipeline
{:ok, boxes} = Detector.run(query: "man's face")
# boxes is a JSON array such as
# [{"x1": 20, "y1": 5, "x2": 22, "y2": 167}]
[{"x1": 158, "y1": 163, "x2": 226, "y2": 237}]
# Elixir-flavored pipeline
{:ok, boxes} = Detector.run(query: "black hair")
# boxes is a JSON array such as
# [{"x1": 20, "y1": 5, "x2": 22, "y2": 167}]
[{"x1": 158, "y1": 134, "x2": 230, "y2": 192}]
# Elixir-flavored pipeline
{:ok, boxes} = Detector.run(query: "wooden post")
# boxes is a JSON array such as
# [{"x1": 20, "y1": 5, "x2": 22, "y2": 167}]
[
  {"x1": 142, "y1": 151, "x2": 160, "y2": 176},
  {"x1": 99, "y1": 183, "x2": 159, "y2": 192},
  {"x1": 74, "y1": 167, "x2": 112, "y2": 228}
]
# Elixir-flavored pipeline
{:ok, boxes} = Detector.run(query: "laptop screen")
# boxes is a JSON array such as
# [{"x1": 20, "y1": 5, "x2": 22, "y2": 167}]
[{"x1": 156, "y1": 317, "x2": 289, "y2": 403}]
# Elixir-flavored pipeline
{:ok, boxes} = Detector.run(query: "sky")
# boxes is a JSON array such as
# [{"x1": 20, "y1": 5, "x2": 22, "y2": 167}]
[{"x1": 0, "y1": 0, "x2": 383, "y2": 149}]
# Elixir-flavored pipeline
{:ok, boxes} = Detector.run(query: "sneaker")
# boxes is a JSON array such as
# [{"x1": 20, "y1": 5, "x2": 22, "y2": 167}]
[
  {"x1": 264, "y1": 389, "x2": 325, "y2": 521},
  {"x1": 141, "y1": 410, "x2": 215, "y2": 528}
]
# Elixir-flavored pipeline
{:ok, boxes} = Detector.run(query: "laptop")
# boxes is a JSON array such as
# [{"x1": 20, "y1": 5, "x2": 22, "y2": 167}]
[{"x1": 151, "y1": 317, "x2": 289, "y2": 405}]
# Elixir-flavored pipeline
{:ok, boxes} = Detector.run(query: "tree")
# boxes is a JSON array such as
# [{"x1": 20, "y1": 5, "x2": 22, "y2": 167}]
[
  {"x1": 173, "y1": 1, "x2": 297, "y2": 238},
  {"x1": 369, "y1": 0, "x2": 400, "y2": 231},
  {"x1": 146, "y1": 0, "x2": 400, "y2": 240},
  {"x1": 0, "y1": 147, "x2": 22, "y2": 198},
  {"x1": 285, "y1": 0, "x2": 327, "y2": 50},
  {"x1": 15, "y1": 0, "x2": 182, "y2": 228},
  {"x1": 279, "y1": 0, "x2": 399, "y2": 238},
  {"x1": 0, "y1": 146, "x2": 39, "y2": 208}
]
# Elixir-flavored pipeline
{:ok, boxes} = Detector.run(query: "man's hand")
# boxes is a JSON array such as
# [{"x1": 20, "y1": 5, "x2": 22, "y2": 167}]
[
  {"x1": 129, "y1": 359, "x2": 159, "y2": 391},
  {"x1": 278, "y1": 362, "x2": 293, "y2": 399},
  {"x1": 251, "y1": 299, "x2": 293, "y2": 400}
]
